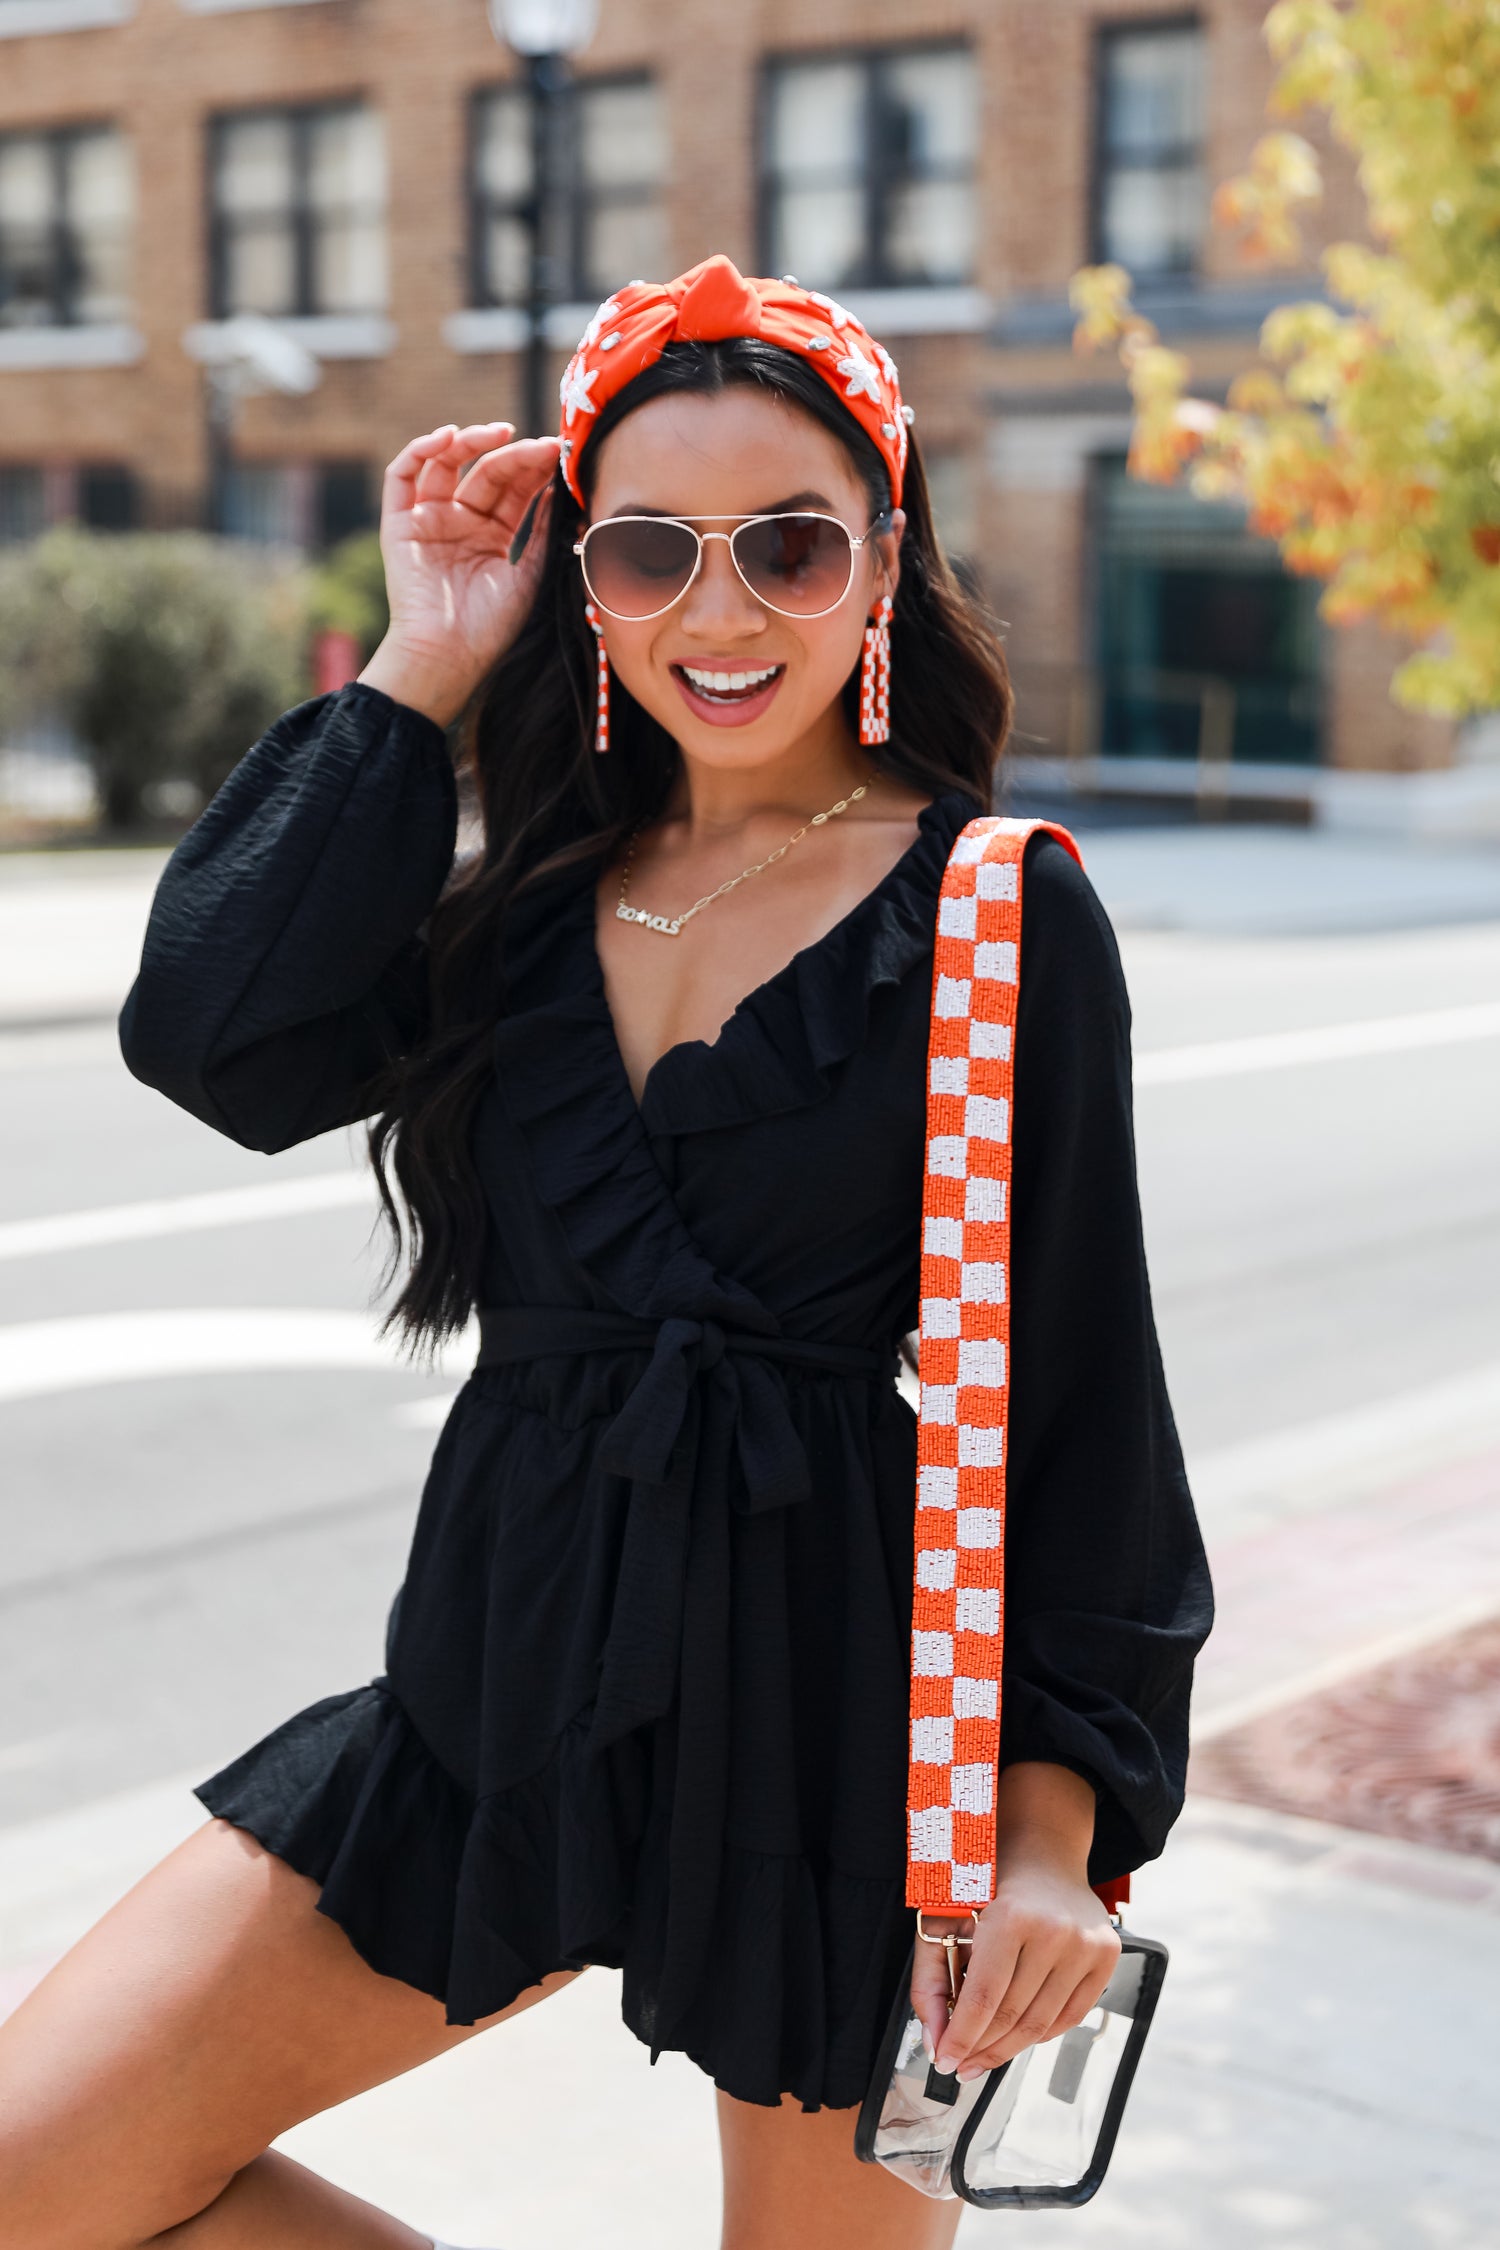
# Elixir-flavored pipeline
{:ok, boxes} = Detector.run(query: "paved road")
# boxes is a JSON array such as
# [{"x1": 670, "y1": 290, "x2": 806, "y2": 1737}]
[{"x1": 2, "y1": 823, "x2": 1499, "y2": 2246}]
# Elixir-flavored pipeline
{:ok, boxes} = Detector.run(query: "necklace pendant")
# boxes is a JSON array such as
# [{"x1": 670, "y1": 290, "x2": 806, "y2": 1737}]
[{"x1": 617, "y1": 902, "x2": 681, "y2": 935}]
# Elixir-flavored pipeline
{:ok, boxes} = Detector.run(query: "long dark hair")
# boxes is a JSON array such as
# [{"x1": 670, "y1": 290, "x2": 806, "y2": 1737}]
[{"x1": 369, "y1": 336, "x2": 1013, "y2": 1353}]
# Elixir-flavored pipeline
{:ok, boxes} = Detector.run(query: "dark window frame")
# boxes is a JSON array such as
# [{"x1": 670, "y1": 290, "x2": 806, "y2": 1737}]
[
  {"x1": 467, "y1": 70, "x2": 664, "y2": 310},
  {"x1": 0, "y1": 119, "x2": 127, "y2": 329},
  {"x1": 207, "y1": 97, "x2": 382, "y2": 321},
  {"x1": 1089, "y1": 13, "x2": 1207, "y2": 278},
  {"x1": 756, "y1": 39, "x2": 977, "y2": 293},
  {"x1": 466, "y1": 79, "x2": 527, "y2": 313}
]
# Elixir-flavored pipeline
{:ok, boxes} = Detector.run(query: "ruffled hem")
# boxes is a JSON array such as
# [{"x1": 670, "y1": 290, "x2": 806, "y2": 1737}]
[{"x1": 196, "y1": 1679, "x2": 912, "y2": 2112}]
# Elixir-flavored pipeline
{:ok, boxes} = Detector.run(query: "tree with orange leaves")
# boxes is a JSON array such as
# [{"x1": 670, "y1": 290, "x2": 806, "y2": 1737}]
[{"x1": 1071, "y1": 0, "x2": 1500, "y2": 716}]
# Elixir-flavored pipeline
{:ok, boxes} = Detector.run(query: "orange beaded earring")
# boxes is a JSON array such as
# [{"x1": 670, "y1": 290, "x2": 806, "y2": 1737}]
[
  {"x1": 860, "y1": 594, "x2": 893, "y2": 747},
  {"x1": 585, "y1": 602, "x2": 610, "y2": 752}
]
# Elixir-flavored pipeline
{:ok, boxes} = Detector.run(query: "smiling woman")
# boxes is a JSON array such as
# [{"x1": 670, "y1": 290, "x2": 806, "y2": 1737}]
[{"x1": 0, "y1": 256, "x2": 1210, "y2": 2250}]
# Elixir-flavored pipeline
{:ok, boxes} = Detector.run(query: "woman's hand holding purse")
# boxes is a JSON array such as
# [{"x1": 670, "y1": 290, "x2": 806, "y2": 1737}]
[{"x1": 913, "y1": 1762, "x2": 1123, "y2": 2083}]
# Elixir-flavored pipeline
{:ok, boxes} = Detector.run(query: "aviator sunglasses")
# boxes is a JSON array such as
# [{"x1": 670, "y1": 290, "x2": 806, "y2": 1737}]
[{"x1": 574, "y1": 510, "x2": 893, "y2": 624}]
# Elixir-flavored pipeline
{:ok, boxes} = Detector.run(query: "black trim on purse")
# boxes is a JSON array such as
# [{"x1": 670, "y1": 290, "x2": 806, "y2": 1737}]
[{"x1": 855, "y1": 1929, "x2": 1169, "y2": 2208}]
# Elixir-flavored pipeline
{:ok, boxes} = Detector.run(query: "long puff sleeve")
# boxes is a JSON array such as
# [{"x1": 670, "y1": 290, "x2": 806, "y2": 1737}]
[
  {"x1": 1000, "y1": 835, "x2": 1213, "y2": 1885},
  {"x1": 119, "y1": 683, "x2": 457, "y2": 1153}
]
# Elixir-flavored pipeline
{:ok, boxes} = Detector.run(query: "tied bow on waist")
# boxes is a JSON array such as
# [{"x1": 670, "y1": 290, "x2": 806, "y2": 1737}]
[{"x1": 474, "y1": 1304, "x2": 893, "y2": 2044}]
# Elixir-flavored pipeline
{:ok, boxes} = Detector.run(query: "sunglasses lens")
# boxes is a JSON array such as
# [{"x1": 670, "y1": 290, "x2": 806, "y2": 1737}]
[
  {"x1": 733, "y1": 514, "x2": 854, "y2": 613},
  {"x1": 582, "y1": 518, "x2": 700, "y2": 618}
]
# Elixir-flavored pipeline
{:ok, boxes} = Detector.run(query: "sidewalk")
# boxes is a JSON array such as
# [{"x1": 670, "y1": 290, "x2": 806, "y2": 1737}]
[
  {"x1": 1039, "y1": 820, "x2": 1500, "y2": 937},
  {"x1": 2, "y1": 1772, "x2": 1497, "y2": 2248},
  {"x1": 3, "y1": 815, "x2": 1499, "y2": 1036}
]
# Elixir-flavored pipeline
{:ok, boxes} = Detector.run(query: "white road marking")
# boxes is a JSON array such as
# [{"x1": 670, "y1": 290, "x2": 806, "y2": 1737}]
[
  {"x1": 5, "y1": 1003, "x2": 1498, "y2": 1267},
  {"x1": 0, "y1": 1172, "x2": 370, "y2": 1262},
  {"x1": 0, "y1": 1308, "x2": 474, "y2": 1403},
  {"x1": 1135, "y1": 998, "x2": 1500, "y2": 1085}
]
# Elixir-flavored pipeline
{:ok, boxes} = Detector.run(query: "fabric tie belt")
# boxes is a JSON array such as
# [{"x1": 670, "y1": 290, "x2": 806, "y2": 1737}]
[{"x1": 474, "y1": 1304, "x2": 896, "y2": 2043}]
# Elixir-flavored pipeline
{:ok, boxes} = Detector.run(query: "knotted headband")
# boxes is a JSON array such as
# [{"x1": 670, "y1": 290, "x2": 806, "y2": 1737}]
[
  {"x1": 909, "y1": 816, "x2": 1130, "y2": 1920},
  {"x1": 556, "y1": 252, "x2": 912, "y2": 508}
]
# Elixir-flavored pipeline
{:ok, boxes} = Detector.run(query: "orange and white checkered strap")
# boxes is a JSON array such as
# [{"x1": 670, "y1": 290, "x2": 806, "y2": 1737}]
[{"x1": 906, "y1": 815, "x2": 1086, "y2": 1916}]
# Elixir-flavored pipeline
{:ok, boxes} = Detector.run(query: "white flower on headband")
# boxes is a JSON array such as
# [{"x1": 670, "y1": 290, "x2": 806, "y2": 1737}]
[
  {"x1": 577, "y1": 297, "x2": 621, "y2": 352},
  {"x1": 875, "y1": 343, "x2": 901, "y2": 387},
  {"x1": 836, "y1": 343, "x2": 883, "y2": 404},
  {"x1": 559, "y1": 360, "x2": 599, "y2": 424},
  {"x1": 810, "y1": 291, "x2": 855, "y2": 330}
]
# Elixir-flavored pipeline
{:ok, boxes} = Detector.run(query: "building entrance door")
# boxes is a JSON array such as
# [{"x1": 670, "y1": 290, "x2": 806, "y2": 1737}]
[{"x1": 1092, "y1": 455, "x2": 1323, "y2": 768}]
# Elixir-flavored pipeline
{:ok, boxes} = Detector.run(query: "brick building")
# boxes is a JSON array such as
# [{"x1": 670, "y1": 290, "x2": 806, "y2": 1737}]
[{"x1": 0, "y1": 0, "x2": 1474, "y2": 813}]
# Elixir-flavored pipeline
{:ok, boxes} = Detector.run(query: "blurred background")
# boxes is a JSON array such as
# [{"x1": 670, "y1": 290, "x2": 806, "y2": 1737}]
[{"x1": 1, "y1": 2, "x2": 1498, "y2": 2245}]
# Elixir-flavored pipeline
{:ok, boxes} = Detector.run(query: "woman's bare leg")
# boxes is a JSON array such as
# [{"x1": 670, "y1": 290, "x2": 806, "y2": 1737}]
[
  {"x1": 717, "y1": 2089, "x2": 964, "y2": 2250},
  {"x1": 0, "y1": 1816, "x2": 580, "y2": 2250}
]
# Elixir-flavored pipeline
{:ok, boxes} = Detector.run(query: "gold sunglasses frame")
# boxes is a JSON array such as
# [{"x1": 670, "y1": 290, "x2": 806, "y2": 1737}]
[{"x1": 573, "y1": 510, "x2": 891, "y2": 624}]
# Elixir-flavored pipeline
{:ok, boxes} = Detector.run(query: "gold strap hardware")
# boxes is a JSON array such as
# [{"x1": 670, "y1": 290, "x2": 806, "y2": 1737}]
[{"x1": 916, "y1": 1907, "x2": 981, "y2": 2006}]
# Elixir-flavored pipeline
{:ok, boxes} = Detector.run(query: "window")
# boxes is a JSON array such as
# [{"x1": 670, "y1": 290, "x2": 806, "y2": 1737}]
[
  {"x1": 0, "y1": 460, "x2": 137, "y2": 538},
  {"x1": 924, "y1": 448, "x2": 978, "y2": 564},
  {"x1": 576, "y1": 79, "x2": 666, "y2": 300},
  {"x1": 0, "y1": 464, "x2": 45, "y2": 540},
  {"x1": 470, "y1": 75, "x2": 666, "y2": 309},
  {"x1": 214, "y1": 459, "x2": 374, "y2": 546},
  {"x1": 210, "y1": 103, "x2": 387, "y2": 319},
  {"x1": 317, "y1": 459, "x2": 374, "y2": 546},
  {"x1": 762, "y1": 46, "x2": 976, "y2": 292},
  {"x1": 0, "y1": 125, "x2": 132, "y2": 328},
  {"x1": 1093, "y1": 457, "x2": 1321, "y2": 765},
  {"x1": 1095, "y1": 22, "x2": 1207, "y2": 277},
  {"x1": 78, "y1": 462, "x2": 139, "y2": 529}
]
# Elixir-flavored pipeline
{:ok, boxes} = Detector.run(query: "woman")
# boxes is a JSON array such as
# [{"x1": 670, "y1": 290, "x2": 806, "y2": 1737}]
[{"x1": 0, "y1": 258, "x2": 1211, "y2": 2249}]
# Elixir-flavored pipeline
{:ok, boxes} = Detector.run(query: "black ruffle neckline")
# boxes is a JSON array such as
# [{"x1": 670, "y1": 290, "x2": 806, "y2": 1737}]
[
  {"x1": 634, "y1": 785, "x2": 982, "y2": 1134},
  {"x1": 488, "y1": 786, "x2": 980, "y2": 1324}
]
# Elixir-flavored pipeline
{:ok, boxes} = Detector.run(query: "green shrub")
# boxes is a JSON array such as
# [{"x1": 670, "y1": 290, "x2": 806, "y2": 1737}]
[
  {"x1": 0, "y1": 528, "x2": 308, "y2": 831},
  {"x1": 307, "y1": 529, "x2": 389, "y2": 663}
]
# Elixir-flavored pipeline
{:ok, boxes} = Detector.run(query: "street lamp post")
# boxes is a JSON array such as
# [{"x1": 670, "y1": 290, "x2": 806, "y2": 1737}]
[
  {"x1": 182, "y1": 313, "x2": 321, "y2": 534},
  {"x1": 488, "y1": 0, "x2": 599, "y2": 438}
]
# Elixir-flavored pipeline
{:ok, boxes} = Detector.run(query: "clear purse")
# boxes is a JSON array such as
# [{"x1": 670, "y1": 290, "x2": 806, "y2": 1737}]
[{"x1": 853, "y1": 1922, "x2": 1168, "y2": 2209}]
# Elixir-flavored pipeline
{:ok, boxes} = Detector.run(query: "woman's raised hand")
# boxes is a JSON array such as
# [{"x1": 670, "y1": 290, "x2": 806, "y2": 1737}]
[{"x1": 358, "y1": 422, "x2": 563, "y2": 728}]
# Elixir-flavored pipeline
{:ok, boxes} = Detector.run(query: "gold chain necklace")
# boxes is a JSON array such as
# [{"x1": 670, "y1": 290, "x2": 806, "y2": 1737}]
[{"x1": 615, "y1": 772, "x2": 880, "y2": 938}]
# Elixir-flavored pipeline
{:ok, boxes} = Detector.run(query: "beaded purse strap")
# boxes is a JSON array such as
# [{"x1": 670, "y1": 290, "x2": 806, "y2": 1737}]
[{"x1": 905, "y1": 815, "x2": 1128, "y2": 1921}]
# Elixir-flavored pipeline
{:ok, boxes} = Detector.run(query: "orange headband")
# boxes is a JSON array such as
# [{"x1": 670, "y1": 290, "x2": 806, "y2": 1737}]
[{"x1": 556, "y1": 253, "x2": 912, "y2": 509}]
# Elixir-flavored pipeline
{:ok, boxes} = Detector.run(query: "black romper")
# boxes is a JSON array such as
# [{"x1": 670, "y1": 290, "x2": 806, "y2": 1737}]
[{"x1": 119, "y1": 682, "x2": 1212, "y2": 2113}]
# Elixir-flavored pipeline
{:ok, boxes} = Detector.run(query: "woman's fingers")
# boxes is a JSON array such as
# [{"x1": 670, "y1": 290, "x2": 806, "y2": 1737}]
[
  {"x1": 909, "y1": 1925, "x2": 970, "y2": 2066},
  {"x1": 413, "y1": 421, "x2": 515, "y2": 506},
  {"x1": 945, "y1": 1923, "x2": 1121, "y2": 2079},
  {"x1": 383, "y1": 424, "x2": 560, "y2": 554},
  {"x1": 957, "y1": 1955, "x2": 1091, "y2": 2078},
  {"x1": 381, "y1": 420, "x2": 515, "y2": 521},
  {"x1": 933, "y1": 1918, "x2": 1021, "y2": 2076},
  {"x1": 455, "y1": 435, "x2": 562, "y2": 532},
  {"x1": 935, "y1": 1925, "x2": 1032, "y2": 2076},
  {"x1": 381, "y1": 425, "x2": 458, "y2": 524}
]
